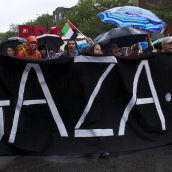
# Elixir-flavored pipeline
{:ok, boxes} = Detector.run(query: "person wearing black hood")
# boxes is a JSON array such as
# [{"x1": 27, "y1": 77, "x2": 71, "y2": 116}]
[{"x1": 80, "y1": 43, "x2": 103, "y2": 55}]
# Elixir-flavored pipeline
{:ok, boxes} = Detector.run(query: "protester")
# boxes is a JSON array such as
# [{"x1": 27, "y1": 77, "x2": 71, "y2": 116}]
[
  {"x1": 121, "y1": 48, "x2": 128, "y2": 56},
  {"x1": 60, "y1": 40, "x2": 78, "y2": 58},
  {"x1": 103, "y1": 43, "x2": 119, "y2": 56},
  {"x1": 93, "y1": 44, "x2": 103, "y2": 54},
  {"x1": 17, "y1": 36, "x2": 41, "y2": 59},
  {"x1": 38, "y1": 45, "x2": 48, "y2": 59},
  {"x1": 7, "y1": 46, "x2": 15, "y2": 56},
  {"x1": 64, "y1": 44, "x2": 68, "y2": 51},
  {"x1": 161, "y1": 37, "x2": 172, "y2": 53},
  {"x1": 48, "y1": 50, "x2": 56, "y2": 59},
  {"x1": 80, "y1": 43, "x2": 103, "y2": 55},
  {"x1": 117, "y1": 48, "x2": 123, "y2": 56},
  {"x1": 129, "y1": 45, "x2": 142, "y2": 56},
  {"x1": 53, "y1": 48, "x2": 61, "y2": 58},
  {"x1": 154, "y1": 45, "x2": 162, "y2": 52}
]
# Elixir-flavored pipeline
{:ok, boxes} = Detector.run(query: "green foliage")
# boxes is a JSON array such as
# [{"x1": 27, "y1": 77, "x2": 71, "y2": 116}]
[
  {"x1": 0, "y1": 33, "x2": 5, "y2": 42},
  {"x1": 9, "y1": 23, "x2": 19, "y2": 35},
  {"x1": 0, "y1": 24, "x2": 18, "y2": 42},
  {"x1": 25, "y1": 14, "x2": 54, "y2": 33},
  {"x1": 57, "y1": 0, "x2": 134, "y2": 39},
  {"x1": 147, "y1": 0, "x2": 172, "y2": 26},
  {"x1": 4, "y1": 31, "x2": 18, "y2": 39}
]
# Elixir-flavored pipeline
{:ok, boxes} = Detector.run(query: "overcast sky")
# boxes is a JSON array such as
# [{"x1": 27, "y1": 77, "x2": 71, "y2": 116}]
[{"x1": 0, "y1": 0, "x2": 79, "y2": 33}]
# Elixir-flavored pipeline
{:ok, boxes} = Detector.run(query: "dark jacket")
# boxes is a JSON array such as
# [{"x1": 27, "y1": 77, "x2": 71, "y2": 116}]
[
  {"x1": 60, "y1": 50, "x2": 70, "y2": 58},
  {"x1": 80, "y1": 44, "x2": 98, "y2": 56},
  {"x1": 60, "y1": 49, "x2": 79, "y2": 58}
]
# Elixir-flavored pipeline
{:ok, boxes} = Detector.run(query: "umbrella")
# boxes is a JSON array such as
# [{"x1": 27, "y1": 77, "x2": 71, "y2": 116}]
[
  {"x1": 0, "y1": 36, "x2": 27, "y2": 54},
  {"x1": 93, "y1": 32, "x2": 106, "y2": 43},
  {"x1": 136, "y1": 42, "x2": 148, "y2": 49},
  {"x1": 96, "y1": 26, "x2": 147, "y2": 48},
  {"x1": 97, "y1": 6, "x2": 165, "y2": 31},
  {"x1": 36, "y1": 34, "x2": 64, "y2": 52},
  {"x1": 152, "y1": 36, "x2": 172, "y2": 45}
]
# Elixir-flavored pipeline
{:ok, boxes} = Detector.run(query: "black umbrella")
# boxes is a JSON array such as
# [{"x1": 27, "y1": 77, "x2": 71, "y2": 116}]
[
  {"x1": 96, "y1": 26, "x2": 147, "y2": 48},
  {"x1": 93, "y1": 32, "x2": 106, "y2": 44},
  {"x1": 36, "y1": 34, "x2": 64, "y2": 52},
  {"x1": 0, "y1": 37, "x2": 27, "y2": 54}
]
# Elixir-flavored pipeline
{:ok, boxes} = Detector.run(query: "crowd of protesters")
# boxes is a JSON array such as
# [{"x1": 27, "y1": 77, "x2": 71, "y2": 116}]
[
  {"x1": 5, "y1": 35, "x2": 172, "y2": 60},
  {"x1": 4, "y1": 34, "x2": 172, "y2": 158}
]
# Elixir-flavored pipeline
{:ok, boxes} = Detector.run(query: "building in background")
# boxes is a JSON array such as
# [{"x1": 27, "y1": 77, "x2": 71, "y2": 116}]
[
  {"x1": 163, "y1": 24, "x2": 172, "y2": 37},
  {"x1": 53, "y1": 6, "x2": 77, "y2": 24}
]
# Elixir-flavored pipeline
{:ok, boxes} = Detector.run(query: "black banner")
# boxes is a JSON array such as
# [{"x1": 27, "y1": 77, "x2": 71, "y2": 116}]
[{"x1": 0, "y1": 53, "x2": 172, "y2": 155}]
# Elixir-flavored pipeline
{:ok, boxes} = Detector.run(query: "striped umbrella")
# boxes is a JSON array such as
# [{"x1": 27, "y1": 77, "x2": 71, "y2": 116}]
[{"x1": 97, "y1": 6, "x2": 165, "y2": 31}]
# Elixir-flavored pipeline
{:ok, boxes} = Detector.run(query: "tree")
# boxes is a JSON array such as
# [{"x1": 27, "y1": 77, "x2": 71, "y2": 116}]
[
  {"x1": 147, "y1": 0, "x2": 172, "y2": 26},
  {"x1": 0, "y1": 33, "x2": 5, "y2": 43},
  {"x1": 56, "y1": 0, "x2": 134, "y2": 39},
  {"x1": 25, "y1": 14, "x2": 54, "y2": 33},
  {"x1": 4, "y1": 31, "x2": 17, "y2": 39},
  {"x1": 9, "y1": 23, "x2": 19, "y2": 36}
]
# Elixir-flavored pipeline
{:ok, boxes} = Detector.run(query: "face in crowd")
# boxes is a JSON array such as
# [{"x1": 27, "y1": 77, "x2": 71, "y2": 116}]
[
  {"x1": 133, "y1": 49, "x2": 139, "y2": 55},
  {"x1": 68, "y1": 40, "x2": 76, "y2": 52},
  {"x1": 7, "y1": 47, "x2": 15, "y2": 56},
  {"x1": 29, "y1": 41, "x2": 37, "y2": 50},
  {"x1": 111, "y1": 44, "x2": 118, "y2": 56},
  {"x1": 162, "y1": 41, "x2": 172, "y2": 53},
  {"x1": 94, "y1": 44, "x2": 102, "y2": 54},
  {"x1": 40, "y1": 48, "x2": 46, "y2": 56}
]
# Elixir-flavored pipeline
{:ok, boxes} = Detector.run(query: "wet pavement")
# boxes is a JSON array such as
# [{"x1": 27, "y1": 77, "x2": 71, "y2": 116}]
[{"x1": 0, "y1": 145, "x2": 172, "y2": 172}]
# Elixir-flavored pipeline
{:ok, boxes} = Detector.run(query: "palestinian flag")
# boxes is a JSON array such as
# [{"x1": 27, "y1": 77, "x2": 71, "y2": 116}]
[
  {"x1": 147, "y1": 34, "x2": 153, "y2": 46},
  {"x1": 62, "y1": 18, "x2": 78, "y2": 40}
]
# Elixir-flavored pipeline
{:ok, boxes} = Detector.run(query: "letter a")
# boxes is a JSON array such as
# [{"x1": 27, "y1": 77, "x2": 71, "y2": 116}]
[
  {"x1": 9, "y1": 63, "x2": 68, "y2": 143},
  {"x1": 118, "y1": 60, "x2": 166, "y2": 136}
]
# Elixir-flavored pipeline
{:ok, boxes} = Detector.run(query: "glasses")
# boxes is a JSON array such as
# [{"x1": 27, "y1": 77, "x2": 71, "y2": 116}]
[{"x1": 68, "y1": 43, "x2": 75, "y2": 45}]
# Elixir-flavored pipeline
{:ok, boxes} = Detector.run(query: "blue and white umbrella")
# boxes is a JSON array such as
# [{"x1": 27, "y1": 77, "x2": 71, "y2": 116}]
[{"x1": 97, "y1": 6, "x2": 165, "y2": 31}]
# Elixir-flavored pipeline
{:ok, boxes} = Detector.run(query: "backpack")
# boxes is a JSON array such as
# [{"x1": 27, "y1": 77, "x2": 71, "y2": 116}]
[
  {"x1": 16, "y1": 44, "x2": 26, "y2": 54},
  {"x1": 16, "y1": 44, "x2": 39, "y2": 59}
]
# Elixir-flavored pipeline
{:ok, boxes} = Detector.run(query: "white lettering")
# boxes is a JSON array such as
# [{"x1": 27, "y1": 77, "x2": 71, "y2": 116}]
[
  {"x1": 75, "y1": 64, "x2": 115, "y2": 137},
  {"x1": 118, "y1": 60, "x2": 166, "y2": 136},
  {"x1": 0, "y1": 100, "x2": 10, "y2": 140},
  {"x1": 9, "y1": 63, "x2": 68, "y2": 143}
]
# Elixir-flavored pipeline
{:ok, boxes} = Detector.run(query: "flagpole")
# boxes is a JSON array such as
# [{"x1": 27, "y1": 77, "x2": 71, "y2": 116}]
[{"x1": 65, "y1": 18, "x2": 86, "y2": 37}]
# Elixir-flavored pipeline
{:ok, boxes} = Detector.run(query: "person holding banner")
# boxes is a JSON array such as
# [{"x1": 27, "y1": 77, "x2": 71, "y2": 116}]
[
  {"x1": 17, "y1": 36, "x2": 41, "y2": 59},
  {"x1": 161, "y1": 37, "x2": 172, "y2": 53}
]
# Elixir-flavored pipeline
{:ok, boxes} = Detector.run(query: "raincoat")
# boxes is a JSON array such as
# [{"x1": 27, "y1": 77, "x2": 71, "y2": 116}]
[{"x1": 17, "y1": 36, "x2": 41, "y2": 59}]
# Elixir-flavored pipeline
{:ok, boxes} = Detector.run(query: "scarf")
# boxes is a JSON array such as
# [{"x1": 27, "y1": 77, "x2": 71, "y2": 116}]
[{"x1": 68, "y1": 48, "x2": 78, "y2": 58}]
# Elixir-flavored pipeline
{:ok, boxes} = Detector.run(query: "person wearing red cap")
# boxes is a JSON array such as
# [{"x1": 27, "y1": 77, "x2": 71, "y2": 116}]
[{"x1": 17, "y1": 36, "x2": 41, "y2": 59}]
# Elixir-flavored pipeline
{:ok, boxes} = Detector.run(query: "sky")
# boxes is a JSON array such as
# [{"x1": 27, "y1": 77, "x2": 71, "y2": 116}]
[{"x1": 0, "y1": 0, "x2": 79, "y2": 33}]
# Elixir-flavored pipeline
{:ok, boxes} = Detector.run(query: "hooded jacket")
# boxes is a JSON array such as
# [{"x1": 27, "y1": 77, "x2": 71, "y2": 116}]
[
  {"x1": 17, "y1": 36, "x2": 41, "y2": 59},
  {"x1": 80, "y1": 44, "x2": 98, "y2": 55}
]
